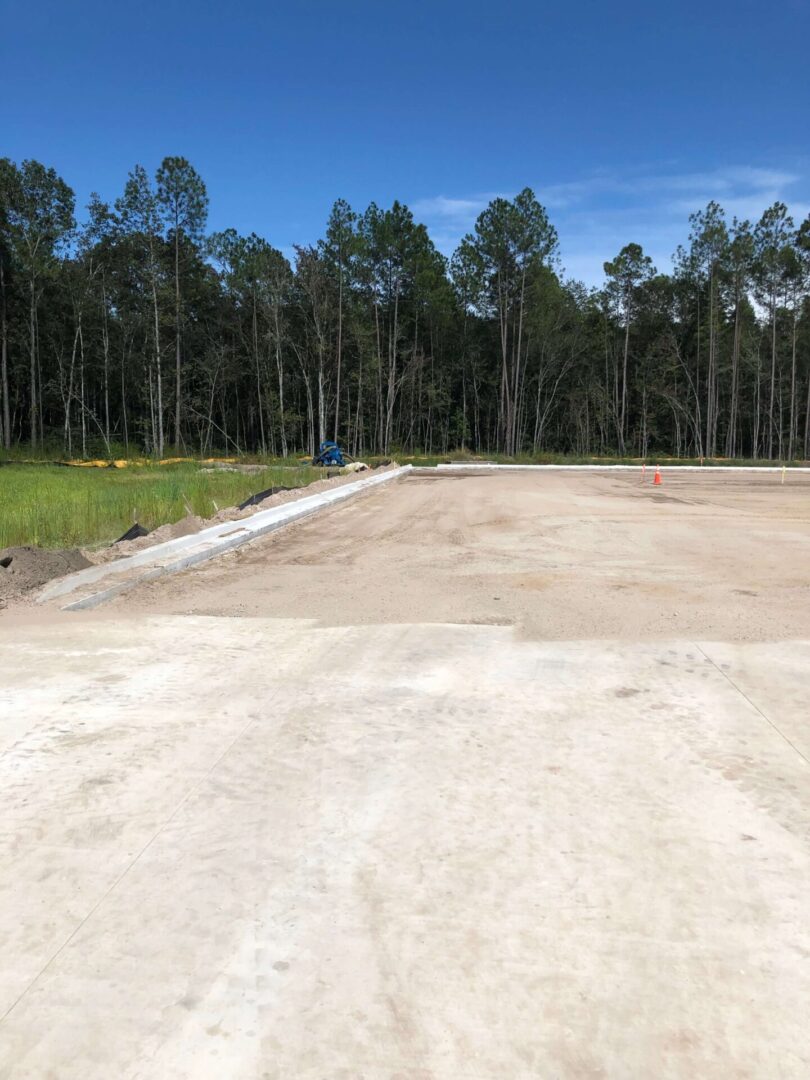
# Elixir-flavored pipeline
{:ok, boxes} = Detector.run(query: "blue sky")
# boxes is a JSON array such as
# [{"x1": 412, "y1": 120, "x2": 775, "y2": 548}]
[{"x1": 3, "y1": 0, "x2": 809, "y2": 285}]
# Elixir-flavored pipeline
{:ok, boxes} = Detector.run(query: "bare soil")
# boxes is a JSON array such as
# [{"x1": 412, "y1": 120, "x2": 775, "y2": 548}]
[
  {"x1": 0, "y1": 546, "x2": 90, "y2": 608},
  {"x1": 105, "y1": 469, "x2": 810, "y2": 641}
]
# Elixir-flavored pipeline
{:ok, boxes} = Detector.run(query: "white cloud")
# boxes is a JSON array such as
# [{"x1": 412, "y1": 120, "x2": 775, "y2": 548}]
[
  {"x1": 410, "y1": 193, "x2": 508, "y2": 251},
  {"x1": 410, "y1": 195, "x2": 494, "y2": 221},
  {"x1": 541, "y1": 165, "x2": 801, "y2": 205},
  {"x1": 412, "y1": 162, "x2": 809, "y2": 286},
  {"x1": 661, "y1": 166, "x2": 799, "y2": 194}
]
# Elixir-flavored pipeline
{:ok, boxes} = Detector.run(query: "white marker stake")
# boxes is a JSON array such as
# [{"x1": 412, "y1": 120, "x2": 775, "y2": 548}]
[{"x1": 782, "y1": 466, "x2": 786, "y2": 485}]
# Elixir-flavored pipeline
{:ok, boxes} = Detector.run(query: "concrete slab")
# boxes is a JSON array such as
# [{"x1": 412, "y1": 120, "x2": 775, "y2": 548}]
[
  {"x1": 1, "y1": 616, "x2": 808, "y2": 1077},
  {"x1": 36, "y1": 465, "x2": 412, "y2": 610}
]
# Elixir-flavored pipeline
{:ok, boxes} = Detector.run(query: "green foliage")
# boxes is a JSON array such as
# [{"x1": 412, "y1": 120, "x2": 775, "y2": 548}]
[
  {"x1": 1, "y1": 155, "x2": 810, "y2": 471},
  {"x1": 155, "y1": 157, "x2": 208, "y2": 243}
]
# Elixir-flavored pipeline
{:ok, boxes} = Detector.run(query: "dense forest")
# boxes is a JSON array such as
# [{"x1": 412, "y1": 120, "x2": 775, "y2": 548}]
[{"x1": 1, "y1": 156, "x2": 809, "y2": 460}]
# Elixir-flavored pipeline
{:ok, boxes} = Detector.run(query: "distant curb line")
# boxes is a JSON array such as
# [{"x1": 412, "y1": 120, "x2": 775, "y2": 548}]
[
  {"x1": 427, "y1": 463, "x2": 810, "y2": 473},
  {"x1": 39, "y1": 465, "x2": 412, "y2": 611}
]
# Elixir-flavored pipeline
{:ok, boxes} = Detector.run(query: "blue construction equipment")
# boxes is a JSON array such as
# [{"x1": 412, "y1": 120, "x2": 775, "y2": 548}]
[{"x1": 312, "y1": 441, "x2": 348, "y2": 467}]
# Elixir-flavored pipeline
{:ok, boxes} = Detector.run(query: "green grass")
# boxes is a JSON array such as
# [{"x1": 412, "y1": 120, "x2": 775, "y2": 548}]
[{"x1": 0, "y1": 463, "x2": 321, "y2": 550}]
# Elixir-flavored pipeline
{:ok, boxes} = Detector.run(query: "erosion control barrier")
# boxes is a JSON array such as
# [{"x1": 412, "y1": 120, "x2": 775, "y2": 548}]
[{"x1": 40, "y1": 465, "x2": 413, "y2": 611}]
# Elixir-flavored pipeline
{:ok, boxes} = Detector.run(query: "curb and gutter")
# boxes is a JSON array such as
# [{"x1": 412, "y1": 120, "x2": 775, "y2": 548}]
[
  {"x1": 39, "y1": 465, "x2": 412, "y2": 611},
  {"x1": 429, "y1": 463, "x2": 810, "y2": 473}
]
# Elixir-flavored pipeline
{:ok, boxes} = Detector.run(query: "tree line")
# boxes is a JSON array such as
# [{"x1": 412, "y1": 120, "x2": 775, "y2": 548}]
[{"x1": 1, "y1": 156, "x2": 809, "y2": 460}]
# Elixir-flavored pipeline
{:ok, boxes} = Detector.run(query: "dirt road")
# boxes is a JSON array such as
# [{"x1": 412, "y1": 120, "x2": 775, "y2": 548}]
[{"x1": 111, "y1": 469, "x2": 810, "y2": 640}]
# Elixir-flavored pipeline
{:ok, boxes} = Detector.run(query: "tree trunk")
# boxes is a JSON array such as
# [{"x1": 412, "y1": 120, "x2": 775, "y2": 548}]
[
  {"x1": 64, "y1": 325, "x2": 78, "y2": 455},
  {"x1": 317, "y1": 340, "x2": 326, "y2": 446},
  {"x1": 706, "y1": 268, "x2": 715, "y2": 457},
  {"x1": 374, "y1": 303, "x2": 383, "y2": 451},
  {"x1": 511, "y1": 269, "x2": 527, "y2": 455},
  {"x1": 101, "y1": 277, "x2": 111, "y2": 450},
  {"x1": 353, "y1": 354, "x2": 363, "y2": 457},
  {"x1": 273, "y1": 305, "x2": 287, "y2": 457},
  {"x1": 174, "y1": 225, "x2": 182, "y2": 449},
  {"x1": 151, "y1": 271, "x2": 164, "y2": 457},
  {"x1": 768, "y1": 290, "x2": 777, "y2": 459},
  {"x1": 148, "y1": 366, "x2": 156, "y2": 455},
  {"x1": 121, "y1": 338, "x2": 129, "y2": 457},
  {"x1": 788, "y1": 307, "x2": 798, "y2": 460},
  {"x1": 619, "y1": 315, "x2": 630, "y2": 454},
  {"x1": 29, "y1": 278, "x2": 37, "y2": 449},
  {"x1": 496, "y1": 270, "x2": 510, "y2": 454},
  {"x1": 726, "y1": 294, "x2": 741, "y2": 458},
  {"x1": 252, "y1": 291, "x2": 266, "y2": 454},
  {"x1": 384, "y1": 289, "x2": 400, "y2": 453},
  {"x1": 0, "y1": 259, "x2": 9, "y2": 449},
  {"x1": 79, "y1": 317, "x2": 87, "y2": 458},
  {"x1": 334, "y1": 254, "x2": 343, "y2": 442}
]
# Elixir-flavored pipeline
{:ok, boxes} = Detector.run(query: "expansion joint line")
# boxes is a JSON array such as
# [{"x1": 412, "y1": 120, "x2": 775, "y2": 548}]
[{"x1": 696, "y1": 644, "x2": 810, "y2": 767}]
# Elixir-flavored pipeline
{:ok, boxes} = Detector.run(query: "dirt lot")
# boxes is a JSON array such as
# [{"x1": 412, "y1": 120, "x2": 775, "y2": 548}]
[{"x1": 109, "y1": 469, "x2": 810, "y2": 640}]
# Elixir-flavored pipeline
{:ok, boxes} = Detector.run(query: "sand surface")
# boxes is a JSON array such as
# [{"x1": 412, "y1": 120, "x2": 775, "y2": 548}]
[{"x1": 107, "y1": 469, "x2": 810, "y2": 640}]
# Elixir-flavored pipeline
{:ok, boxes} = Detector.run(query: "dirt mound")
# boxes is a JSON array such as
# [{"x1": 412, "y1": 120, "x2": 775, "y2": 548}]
[
  {"x1": 208, "y1": 467, "x2": 394, "y2": 524},
  {"x1": 145, "y1": 513, "x2": 204, "y2": 544},
  {"x1": 88, "y1": 514, "x2": 204, "y2": 565},
  {"x1": 0, "y1": 546, "x2": 91, "y2": 607}
]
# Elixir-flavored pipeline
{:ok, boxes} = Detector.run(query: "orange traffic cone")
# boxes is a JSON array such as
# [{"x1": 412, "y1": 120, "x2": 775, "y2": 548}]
[{"x1": 653, "y1": 466, "x2": 662, "y2": 486}]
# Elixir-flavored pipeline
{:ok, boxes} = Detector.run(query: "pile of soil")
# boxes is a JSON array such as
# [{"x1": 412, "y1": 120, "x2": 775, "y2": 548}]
[
  {"x1": 88, "y1": 514, "x2": 205, "y2": 565},
  {"x1": 0, "y1": 546, "x2": 91, "y2": 608}
]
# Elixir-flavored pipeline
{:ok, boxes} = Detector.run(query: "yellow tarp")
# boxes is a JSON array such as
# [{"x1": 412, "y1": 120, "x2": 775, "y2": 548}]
[{"x1": 58, "y1": 457, "x2": 239, "y2": 469}]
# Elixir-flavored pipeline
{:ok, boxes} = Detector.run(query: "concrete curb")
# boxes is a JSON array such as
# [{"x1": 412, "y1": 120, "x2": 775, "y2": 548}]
[
  {"x1": 430, "y1": 463, "x2": 810, "y2": 473},
  {"x1": 40, "y1": 465, "x2": 413, "y2": 611}
]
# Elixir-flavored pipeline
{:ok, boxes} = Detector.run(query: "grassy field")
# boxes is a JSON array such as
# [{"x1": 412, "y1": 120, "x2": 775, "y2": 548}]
[{"x1": 0, "y1": 463, "x2": 321, "y2": 549}]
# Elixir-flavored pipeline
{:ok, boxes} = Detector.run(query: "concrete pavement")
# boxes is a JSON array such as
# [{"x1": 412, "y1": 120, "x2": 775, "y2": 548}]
[{"x1": 1, "y1": 615, "x2": 808, "y2": 1077}]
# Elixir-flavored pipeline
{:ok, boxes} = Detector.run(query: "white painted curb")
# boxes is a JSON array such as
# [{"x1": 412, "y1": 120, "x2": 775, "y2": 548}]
[
  {"x1": 40, "y1": 465, "x2": 412, "y2": 611},
  {"x1": 431, "y1": 463, "x2": 810, "y2": 473}
]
